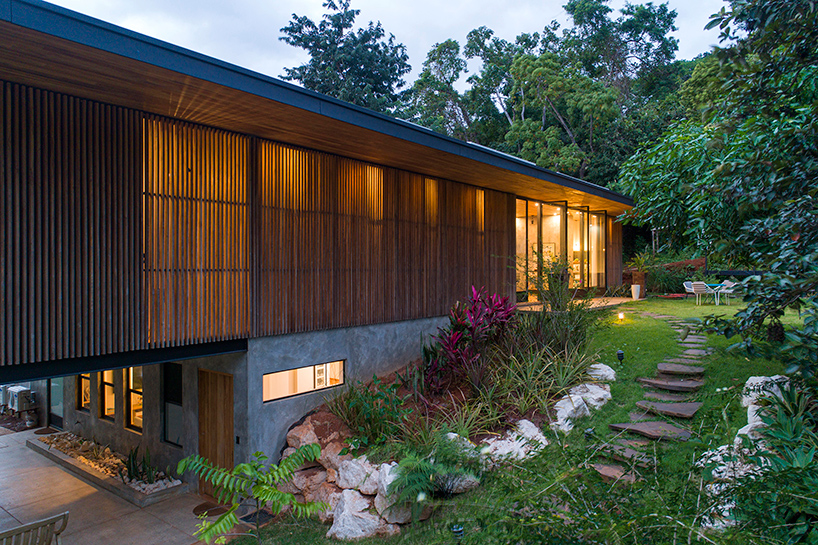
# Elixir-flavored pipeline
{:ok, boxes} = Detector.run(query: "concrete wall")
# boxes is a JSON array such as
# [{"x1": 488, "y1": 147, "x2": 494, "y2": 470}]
[
  {"x1": 245, "y1": 316, "x2": 447, "y2": 461},
  {"x1": 57, "y1": 351, "x2": 246, "y2": 485},
  {"x1": 47, "y1": 315, "x2": 445, "y2": 486}
]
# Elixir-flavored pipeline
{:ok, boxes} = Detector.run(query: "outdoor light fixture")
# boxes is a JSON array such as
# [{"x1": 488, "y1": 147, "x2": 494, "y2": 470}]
[
  {"x1": 616, "y1": 350, "x2": 624, "y2": 363},
  {"x1": 618, "y1": 312, "x2": 625, "y2": 321},
  {"x1": 451, "y1": 524, "x2": 465, "y2": 541}
]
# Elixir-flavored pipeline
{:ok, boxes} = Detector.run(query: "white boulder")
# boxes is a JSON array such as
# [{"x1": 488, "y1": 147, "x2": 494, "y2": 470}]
[
  {"x1": 337, "y1": 456, "x2": 379, "y2": 496},
  {"x1": 568, "y1": 383, "x2": 612, "y2": 410},
  {"x1": 550, "y1": 394, "x2": 590, "y2": 433},
  {"x1": 374, "y1": 462, "x2": 413, "y2": 524},
  {"x1": 587, "y1": 363, "x2": 617, "y2": 382},
  {"x1": 327, "y1": 489, "x2": 399, "y2": 541},
  {"x1": 741, "y1": 375, "x2": 788, "y2": 407},
  {"x1": 481, "y1": 419, "x2": 548, "y2": 461}
]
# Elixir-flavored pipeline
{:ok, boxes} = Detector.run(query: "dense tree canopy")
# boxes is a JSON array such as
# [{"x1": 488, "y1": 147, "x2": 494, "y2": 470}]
[
  {"x1": 280, "y1": 0, "x2": 410, "y2": 113},
  {"x1": 616, "y1": 0, "x2": 818, "y2": 375},
  {"x1": 280, "y1": 0, "x2": 693, "y2": 186}
]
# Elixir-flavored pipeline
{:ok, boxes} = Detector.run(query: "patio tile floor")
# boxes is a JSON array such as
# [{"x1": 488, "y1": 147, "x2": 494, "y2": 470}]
[{"x1": 0, "y1": 429, "x2": 206, "y2": 545}]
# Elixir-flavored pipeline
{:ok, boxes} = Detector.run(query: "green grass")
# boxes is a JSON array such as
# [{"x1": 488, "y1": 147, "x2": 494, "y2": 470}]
[{"x1": 238, "y1": 296, "x2": 793, "y2": 544}]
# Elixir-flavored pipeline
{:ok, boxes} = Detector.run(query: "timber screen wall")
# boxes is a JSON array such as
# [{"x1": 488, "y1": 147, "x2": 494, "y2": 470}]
[{"x1": 1, "y1": 81, "x2": 515, "y2": 368}]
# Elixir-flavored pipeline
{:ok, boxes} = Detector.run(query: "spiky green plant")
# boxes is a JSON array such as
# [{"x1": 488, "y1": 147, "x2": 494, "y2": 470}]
[{"x1": 177, "y1": 445, "x2": 325, "y2": 544}]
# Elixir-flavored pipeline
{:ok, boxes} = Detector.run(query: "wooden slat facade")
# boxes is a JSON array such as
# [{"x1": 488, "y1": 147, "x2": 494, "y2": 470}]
[{"x1": 1, "y1": 80, "x2": 517, "y2": 368}]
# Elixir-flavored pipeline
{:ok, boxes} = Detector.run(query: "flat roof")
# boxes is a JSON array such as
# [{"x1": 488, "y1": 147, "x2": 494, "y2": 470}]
[{"x1": 0, "y1": 0, "x2": 633, "y2": 214}]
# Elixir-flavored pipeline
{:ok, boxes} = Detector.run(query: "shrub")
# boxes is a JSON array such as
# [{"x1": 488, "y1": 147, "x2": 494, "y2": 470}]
[
  {"x1": 731, "y1": 381, "x2": 818, "y2": 543},
  {"x1": 326, "y1": 375, "x2": 409, "y2": 451},
  {"x1": 424, "y1": 286, "x2": 516, "y2": 395},
  {"x1": 647, "y1": 265, "x2": 693, "y2": 293},
  {"x1": 177, "y1": 447, "x2": 324, "y2": 544}
]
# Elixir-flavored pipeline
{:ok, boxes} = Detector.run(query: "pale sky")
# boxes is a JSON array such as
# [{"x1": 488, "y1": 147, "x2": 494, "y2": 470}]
[{"x1": 47, "y1": 0, "x2": 728, "y2": 89}]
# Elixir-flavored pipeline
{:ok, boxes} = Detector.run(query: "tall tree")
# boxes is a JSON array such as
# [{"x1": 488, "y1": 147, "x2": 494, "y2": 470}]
[
  {"x1": 616, "y1": 0, "x2": 818, "y2": 376},
  {"x1": 280, "y1": 0, "x2": 410, "y2": 113}
]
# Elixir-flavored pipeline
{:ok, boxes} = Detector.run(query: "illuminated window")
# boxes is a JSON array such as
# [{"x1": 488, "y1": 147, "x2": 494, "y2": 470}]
[
  {"x1": 100, "y1": 370, "x2": 115, "y2": 420},
  {"x1": 127, "y1": 367, "x2": 143, "y2": 432},
  {"x1": 263, "y1": 361, "x2": 344, "y2": 402},
  {"x1": 77, "y1": 373, "x2": 91, "y2": 411}
]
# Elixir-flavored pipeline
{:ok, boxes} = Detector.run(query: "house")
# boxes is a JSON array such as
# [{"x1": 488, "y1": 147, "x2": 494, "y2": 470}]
[{"x1": 0, "y1": 0, "x2": 632, "y2": 483}]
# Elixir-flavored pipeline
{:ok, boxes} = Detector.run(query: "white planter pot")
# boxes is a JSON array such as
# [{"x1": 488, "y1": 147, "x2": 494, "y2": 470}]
[{"x1": 631, "y1": 284, "x2": 641, "y2": 300}]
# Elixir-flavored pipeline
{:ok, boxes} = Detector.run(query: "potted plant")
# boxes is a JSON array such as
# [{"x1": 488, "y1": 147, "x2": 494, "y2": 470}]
[{"x1": 626, "y1": 251, "x2": 651, "y2": 300}]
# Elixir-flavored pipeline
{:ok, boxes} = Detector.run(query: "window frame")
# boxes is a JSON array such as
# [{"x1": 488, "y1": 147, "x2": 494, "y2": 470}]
[
  {"x1": 262, "y1": 360, "x2": 345, "y2": 403},
  {"x1": 99, "y1": 370, "x2": 116, "y2": 421},
  {"x1": 125, "y1": 367, "x2": 143, "y2": 432},
  {"x1": 77, "y1": 373, "x2": 91, "y2": 412}
]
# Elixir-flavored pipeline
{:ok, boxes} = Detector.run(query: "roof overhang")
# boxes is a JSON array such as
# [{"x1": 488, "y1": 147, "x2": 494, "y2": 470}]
[{"x1": 0, "y1": 0, "x2": 633, "y2": 215}]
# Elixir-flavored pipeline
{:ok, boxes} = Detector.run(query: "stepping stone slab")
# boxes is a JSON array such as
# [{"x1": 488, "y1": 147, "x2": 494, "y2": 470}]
[
  {"x1": 609, "y1": 421, "x2": 691, "y2": 441},
  {"x1": 685, "y1": 336, "x2": 708, "y2": 342},
  {"x1": 629, "y1": 411, "x2": 653, "y2": 422},
  {"x1": 636, "y1": 400, "x2": 703, "y2": 419},
  {"x1": 658, "y1": 362, "x2": 705, "y2": 376},
  {"x1": 591, "y1": 463, "x2": 639, "y2": 483},
  {"x1": 618, "y1": 438, "x2": 651, "y2": 448},
  {"x1": 637, "y1": 377, "x2": 704, "y2": 392},
  {"x1": 601, "y1": 445, "x2": 655, "y2": 468},
  {"x1": 643, "y1": 391, "x2": 690, "y2": 402},
  {"x1": 683, "y1": 349, "x2": 710, "y2": 357},
  {"x1": 679, "y1": 343, "x2": 706, "y2": 349},
  {"x1": 665, "y1": 358, "x2": 704, "y2": 365}
]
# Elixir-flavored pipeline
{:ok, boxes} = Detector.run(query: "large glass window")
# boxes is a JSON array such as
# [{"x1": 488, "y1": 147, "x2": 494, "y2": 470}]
[
  {"x1": 163, "y1": 362, "x2": 183, "y2": 446},
  {"x1": 516, "y1": 199, "x2": 564, "y2": 299},
  {"x1": 589, "y1": 214, "x2": 606, "y2": 288},
  {"x1": 100, "y1": 370, "x2": 115, "y2": 420},
  {"x1": 516, "y1": 199, "x2": 605, "y2": 291},
  {"x1": 77, "y1": 373, "x2": 91, "y2": 411},
  {"x1": 126, "y1": 367, "x2": 143, "y2": 431},
  {"x1": 263, "y1": 361, "x2": 344, "y2": 402}
]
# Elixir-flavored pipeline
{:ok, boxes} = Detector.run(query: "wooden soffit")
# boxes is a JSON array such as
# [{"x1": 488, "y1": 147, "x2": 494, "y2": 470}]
[{"x1": 0, "y1": 0, "x2": 632, "y2": 215}]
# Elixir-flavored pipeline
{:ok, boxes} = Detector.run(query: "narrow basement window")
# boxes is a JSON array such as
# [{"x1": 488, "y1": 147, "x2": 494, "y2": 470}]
[{"x1": 262, "y1": 360, "x2": 344, "y2": 402}]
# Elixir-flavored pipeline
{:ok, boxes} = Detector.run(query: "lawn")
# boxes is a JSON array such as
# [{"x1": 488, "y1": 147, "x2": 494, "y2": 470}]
[{"x1": 235, "y1": 296, "x2": 790, "y2": 545}]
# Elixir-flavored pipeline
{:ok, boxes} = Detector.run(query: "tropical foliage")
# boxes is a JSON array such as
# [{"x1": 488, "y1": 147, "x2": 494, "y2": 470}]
[
  {"x1": 616, "y1": 0, "x2": 818, "y2": 376},
  {"x1": 177, "y1": 447, "x2": 324, "y2": 544}
]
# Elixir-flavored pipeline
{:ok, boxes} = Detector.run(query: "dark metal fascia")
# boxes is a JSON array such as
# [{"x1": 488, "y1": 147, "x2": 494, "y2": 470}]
[{"x1": 0, "y1": 339, "x2": 248, "y2": 384}]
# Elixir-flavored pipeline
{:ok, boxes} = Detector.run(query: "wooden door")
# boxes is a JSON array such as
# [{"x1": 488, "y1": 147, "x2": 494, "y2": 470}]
[{"x1": 198, "y1": 369, "x2": 234, "y2": 498}]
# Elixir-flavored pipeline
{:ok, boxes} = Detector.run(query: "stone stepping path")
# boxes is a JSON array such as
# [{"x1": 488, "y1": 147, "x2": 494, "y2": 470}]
[
  {"x1": 657, "y1": 362, "x2": 705, "y2": 376},
  {"x1": 643, "y1": 391, "x2": 690, "y2": 402},
  {"x1": 591, "y1": 311, "x2": 707, "y2": 481},
  {"x1": 590, "y1": 463, "x2": 639, "y2": 483},
  {"x1": 637, "y1": 377, "x2": 704, "y2": 392},
  {"x1": 635, "y1": 400, "x2": 702, "y2": 419},
  {"x1": 609, "y1": 421, "x2": 692, "y2": 441},
  {"x1": 600, "y1": 444, "x2": 654, "y2": 468},
  {"x1": 665, "y1": 357, "x2": 705, "y2": 366}
]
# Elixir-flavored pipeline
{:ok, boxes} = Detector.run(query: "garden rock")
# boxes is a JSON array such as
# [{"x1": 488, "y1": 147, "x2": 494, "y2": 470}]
[
  {"x1": 440, "y1": 473, "x2": 480, "y2": 494},
  {"x1": 305, "y1": 482, "x2": 343, "y2": 523},
  {"x1": 741, "y1": 375, "x2": 788, "y2": 407},
  {"x1": 514, "y1": 419, "x2": 549, "y2": 445},
  {"x1": 550, "y1": 394, "x2": 591, "y2": 432},
  {"x1": 319, "y1": 440, "x2": 352, "y2": 472},
  {"x1": 374, "y1": 463, "x2": 413, "y2": 524},
  {"x1": 481, "y1": 419, "x2": 548, "y2": 460},
  {"x1": 337, "y1": 456, "x2": 379, "y2": 495},
  {"x1": 569, "y1": 383, "x2": 612, "y2": 410},
  {"x1": 287, "y1": 419, "x2": 319, "y2": 449},
  {"x1": 292, "y1": 467, "x2": 327, "y2": 497},
  {"x1": 327, "y1": 489, "x2": 399, "y2": 541},
  {"x1": 588, "y1": 363, "x2": 617, "y2": 382}
]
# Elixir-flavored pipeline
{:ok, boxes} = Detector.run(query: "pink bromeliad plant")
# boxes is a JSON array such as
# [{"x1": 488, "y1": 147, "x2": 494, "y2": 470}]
[{"x1": 424, "y1": 286, "x2": 516, "y2": 394}]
